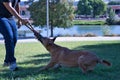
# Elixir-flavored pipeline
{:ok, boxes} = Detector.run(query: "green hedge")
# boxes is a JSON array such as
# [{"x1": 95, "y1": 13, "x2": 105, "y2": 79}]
[{"x1": 73, "y1": 20, "x2": 106, "y2": 25}]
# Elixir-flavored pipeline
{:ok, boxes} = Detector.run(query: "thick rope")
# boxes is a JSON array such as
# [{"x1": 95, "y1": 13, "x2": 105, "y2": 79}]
[{"x1": 25, "y1": 23, "x2": 34, "y2": 31}]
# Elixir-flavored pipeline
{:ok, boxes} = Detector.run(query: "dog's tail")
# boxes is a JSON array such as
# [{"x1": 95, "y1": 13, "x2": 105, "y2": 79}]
[{"x1": 98, "y1": 59, "x2": 111, "y2": 66}]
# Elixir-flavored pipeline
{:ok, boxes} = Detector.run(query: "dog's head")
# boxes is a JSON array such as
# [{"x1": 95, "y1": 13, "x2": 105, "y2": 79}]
[
  {"x1": 33, "y1": 30, "x2": 57, "y2": 47},
  {"x1": 40, "y1": 36, "x2": 57, "y2": 47}
]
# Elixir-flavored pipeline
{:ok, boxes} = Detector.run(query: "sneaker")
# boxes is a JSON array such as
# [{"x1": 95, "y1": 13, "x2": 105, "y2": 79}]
[
  {"x1": 9, "y1": 63, "x2": 18, "y2": 71},
  {"x1": 3, "y1": 62, "x2": 10, "y2": 67}
]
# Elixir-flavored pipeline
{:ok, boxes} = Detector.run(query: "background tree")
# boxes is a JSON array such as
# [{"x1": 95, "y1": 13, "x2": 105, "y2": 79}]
[
  {"x1": 92, "y1": 0, "x2": 106, "y2": 18},
  {"x1": 28, "y1": 0, "x2": 74, "y2": 37},
  {"x1": 24, "y1": 0, "x2": 34, "y2": 5},
  {"x1": 76, "y1": 0, "x2": 106, "y2": 18},
  {"x1": 106, "y1": 8, "x2": 116, "y2": 25},
  {"x1": 76, "y1": 0, "x2": 92, "y2": 16},
  {"x1": 108, "y1": 1, "x2": 120, "y2": 5}
]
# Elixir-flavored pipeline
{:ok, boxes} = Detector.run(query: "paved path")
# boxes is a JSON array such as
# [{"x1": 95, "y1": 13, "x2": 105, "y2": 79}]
[{"x1": 0, "y1": 37, "x2": 120, "y2": 44}]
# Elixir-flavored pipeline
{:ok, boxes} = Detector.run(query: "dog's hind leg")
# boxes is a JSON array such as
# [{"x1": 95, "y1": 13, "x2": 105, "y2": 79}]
[
  {"x1": 79, "y1": 63, "x2": 87, "y2": 73},
  {"x1": 53, "y1": 64, "x2": 61, "y2": 69},
  {"x1": 86, "y1": 62, "x2": 97, "y2": 72},
  {"x1": 78, "y1": 56, "x2": 87, "y2": 73},
  {"x1": 79, "y1": 60, "x2": 97, "y2": 73}
]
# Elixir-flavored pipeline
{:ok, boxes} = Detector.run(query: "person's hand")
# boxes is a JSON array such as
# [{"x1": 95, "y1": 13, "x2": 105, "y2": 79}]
[
  {"x1": 17, "y1": 20, "x2": 22, "y2": 29},
  {"x1": 20, "y1": 18, "x2": 29, "y2": 25}
]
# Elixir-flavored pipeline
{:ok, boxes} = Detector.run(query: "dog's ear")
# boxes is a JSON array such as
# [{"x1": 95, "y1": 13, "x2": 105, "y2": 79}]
[{"x1": 52, "y1": 36, "x2": 57, "y2": 42}]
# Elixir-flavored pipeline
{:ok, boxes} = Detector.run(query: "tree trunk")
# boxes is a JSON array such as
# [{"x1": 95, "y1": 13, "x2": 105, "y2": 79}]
[
  {"x1": 93, "y1": 11, "x2": 95, "y2": 18},
  {"x1": 50, "y1": 25, "x2": 54, "y2": 37}
]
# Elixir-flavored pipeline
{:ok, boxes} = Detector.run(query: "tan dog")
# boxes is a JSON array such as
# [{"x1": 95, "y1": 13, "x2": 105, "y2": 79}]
[{"x1": 33, "y1": 31, "x2": 111, "y2": 73}]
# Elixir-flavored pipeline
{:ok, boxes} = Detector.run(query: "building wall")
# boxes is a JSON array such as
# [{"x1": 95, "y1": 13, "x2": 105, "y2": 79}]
[{"x1": 20, "y1": 2, "x2": 30, "y2": 19}]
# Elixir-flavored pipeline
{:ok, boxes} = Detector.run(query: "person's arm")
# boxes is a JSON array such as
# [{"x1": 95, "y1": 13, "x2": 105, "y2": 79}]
[
  {"x1": 3, "y1": 2, "x2": 28, "y2": 25},
  {"x1": 15, "y1": 2, "x2": 20, "y2": 14},
  {"x1": 15, "y1": 2, "x2": 22, "y2": 28},
  {"x1": 3, "y1": 2, "x2": 22, "y2": 20}
]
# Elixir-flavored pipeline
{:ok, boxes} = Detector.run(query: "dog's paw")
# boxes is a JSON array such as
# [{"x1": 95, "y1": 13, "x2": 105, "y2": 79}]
[
  {"x1": 35, "y1": 67, "x2": 48, "y2": 73},
  {"x1": 39, "y1": 67, "x2": 48, "y2": 71}
]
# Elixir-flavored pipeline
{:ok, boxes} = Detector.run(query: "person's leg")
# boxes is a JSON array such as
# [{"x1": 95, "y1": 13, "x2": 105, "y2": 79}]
[
  {"x1": 0, "y1": 18, "x2": 17, "y2": 67},
  {"x1": 8, "y1": 18, "x2": 18, "y2": 48},
  {"x1": 7, "y1": 18, "x2": 18, "y2": 71}
]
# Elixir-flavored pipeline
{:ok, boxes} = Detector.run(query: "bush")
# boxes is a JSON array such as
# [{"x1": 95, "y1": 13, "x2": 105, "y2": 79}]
[
  {"x1": 84, "y1": 33, "x2": 97, "y2": 37},
  {"x1": 106, "y1": 8, "x2": 116, "y2": 25},
  {"x1": 106, "y1": 18, "x2": 115, "y2": 25},
  {"x1": 106, "y1": 18, "x2": 120, "y2": 25},
  {"x1": 115, "y1": 20, "x2": 120, "y2": 25}
]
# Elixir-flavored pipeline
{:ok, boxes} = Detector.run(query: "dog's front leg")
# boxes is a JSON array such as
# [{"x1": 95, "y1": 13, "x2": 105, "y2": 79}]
[{"x1": 40, "y1": 60, "x2": 56, "y2": 71}]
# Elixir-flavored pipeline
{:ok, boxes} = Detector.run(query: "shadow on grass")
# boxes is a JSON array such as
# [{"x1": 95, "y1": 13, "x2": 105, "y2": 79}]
[
  {"x1": 18, "y1": 53, "x2": 50, "y2": 65},
  {"x1": 74, "y1": 42, "x2": 120, "y2": 52},
  {"x1": 31, "y1": 53, "x2": 50, "y2": 58},
  {"x1": 0, "y1": 52, "x2": 51, "y2": 79},
  {"x1": 73, "y1": 42, "x2": 120, "y2": 58},
  {"x1": 73, "y1": 42, "x2": 120, "y2": 64},
  {"x1": 0, "y1": 42, "x2": 120, "y2": 79}
]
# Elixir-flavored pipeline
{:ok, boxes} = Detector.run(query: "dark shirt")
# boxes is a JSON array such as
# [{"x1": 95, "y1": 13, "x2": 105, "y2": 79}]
[{"x1": 0, "y1": 0, "x2": 20, "y2": 18}]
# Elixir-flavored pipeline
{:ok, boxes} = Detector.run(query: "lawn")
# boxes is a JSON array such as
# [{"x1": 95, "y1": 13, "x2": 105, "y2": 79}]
[
  {"x1": 73, "y1": 20, "x2": 106, "y2": 25},
  {"x1": 0, "y1": 41, "x2": 120, "y2": 80}
]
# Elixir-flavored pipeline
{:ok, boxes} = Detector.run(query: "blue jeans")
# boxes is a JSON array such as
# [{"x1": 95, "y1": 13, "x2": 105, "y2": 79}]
[{"x1": 0, "y1": 17, "x2": 17, "y2": 64}]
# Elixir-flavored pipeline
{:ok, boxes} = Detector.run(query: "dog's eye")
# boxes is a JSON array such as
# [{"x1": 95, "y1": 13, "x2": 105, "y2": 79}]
[{"x1": 48, "y1": 42, "x2": 52, "y2": 45}]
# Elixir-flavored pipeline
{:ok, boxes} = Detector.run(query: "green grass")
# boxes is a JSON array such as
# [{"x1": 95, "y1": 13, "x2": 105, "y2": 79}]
[
  {"x1": 0, "y1": 41, "x2": 120, "y2": 80},
  {"x1": 73, "y1": 20, "x2": 106, "y2": 25}
]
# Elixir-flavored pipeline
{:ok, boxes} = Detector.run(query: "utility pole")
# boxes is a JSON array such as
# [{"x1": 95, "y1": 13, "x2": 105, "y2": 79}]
[{"x1": 46, "y1": 0, "x2": 49, "y2": 37}]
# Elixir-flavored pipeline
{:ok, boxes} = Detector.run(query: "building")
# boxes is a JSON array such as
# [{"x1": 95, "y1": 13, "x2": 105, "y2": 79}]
[
  {"x1": 20, "y1": 1, "x2": 30, "y2": 19},
  {"x1": 108, "y1": 5, "x2": 120, "y2": 15},
  {"x1": 20, "y1": 5, "x2": 30, "y2": 19}
]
